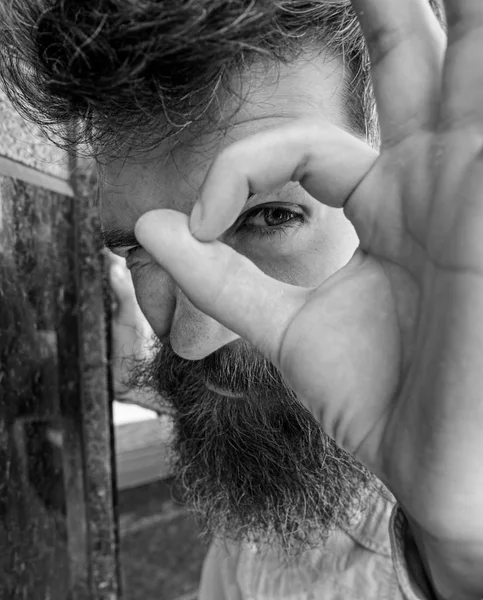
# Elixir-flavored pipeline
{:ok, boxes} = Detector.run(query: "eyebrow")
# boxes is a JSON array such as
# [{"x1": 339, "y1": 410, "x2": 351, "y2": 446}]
[{"x1": 102, "y1": 225, "x2": 139, "y2": 251}]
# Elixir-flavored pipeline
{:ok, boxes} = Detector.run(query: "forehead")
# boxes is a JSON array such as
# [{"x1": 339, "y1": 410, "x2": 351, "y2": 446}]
[{"x1": 99, "y1": 52, "x2": 351, "y2": 228}]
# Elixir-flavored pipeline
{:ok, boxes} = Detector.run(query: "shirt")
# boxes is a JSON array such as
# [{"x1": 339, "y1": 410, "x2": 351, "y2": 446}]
[{"x1": 199, "y1": 484, "x2": 436, "y2": 600}]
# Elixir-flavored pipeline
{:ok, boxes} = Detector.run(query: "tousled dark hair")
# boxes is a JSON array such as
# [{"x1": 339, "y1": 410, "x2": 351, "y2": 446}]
[{"x1": 0, "y1": 0, "x2": 444, "y2": 154}]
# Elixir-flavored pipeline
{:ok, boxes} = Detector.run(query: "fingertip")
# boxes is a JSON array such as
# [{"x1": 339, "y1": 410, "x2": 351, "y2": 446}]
[
  {"x1": 189, "y1": 204, "x2": 220, "y2": 243},
  {"x1": 189, "y1": 202, "x2": 204, "y2": 238},
  {"x1": 134, "y1": 210, "x2": 156, "y2": 242},
  {"x1": 135, "y1": 209, "x2": 176, "y2": 250}
]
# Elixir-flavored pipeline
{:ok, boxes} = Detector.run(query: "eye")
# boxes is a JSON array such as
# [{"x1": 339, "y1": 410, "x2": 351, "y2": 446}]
[
  {"x1": 246, "y1": 206, "x2": 297, "y2": 228},
  {"x1": 235, "y1": 204, "x2": 304, "y2": 237}
]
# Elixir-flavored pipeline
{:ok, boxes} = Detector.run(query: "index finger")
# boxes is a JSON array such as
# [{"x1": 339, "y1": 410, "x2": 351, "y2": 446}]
[
  {"x1": 350, "y1": 0, "x2": 445, "y2": 143},
  {"x1": 190, "y1": 119, "x2": 376, "y2": 242}
]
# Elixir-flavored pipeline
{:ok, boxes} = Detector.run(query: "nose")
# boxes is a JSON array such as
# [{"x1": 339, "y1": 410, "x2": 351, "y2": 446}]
[{"x1": 170, "y1": 287, "x2": 239, "y2": 360}]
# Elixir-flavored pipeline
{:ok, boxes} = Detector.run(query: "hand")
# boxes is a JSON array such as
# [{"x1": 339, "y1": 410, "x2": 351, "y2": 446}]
[
  {"x1": 107, "y1": 252, "x2": 154, "y2": 397},
  {"x1": 108, "y1": 252, "x2": 145, "y2": 323},
  {"x1": 135, "y1": 0, "x2": 483, "y2": 596}
]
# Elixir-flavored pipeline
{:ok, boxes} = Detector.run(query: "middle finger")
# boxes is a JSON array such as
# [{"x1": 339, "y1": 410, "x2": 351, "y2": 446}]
[
  {"x1": 439, "y1": 0, "x2": 483, "y2": 129},
  {"x1": 351, "y1": 0, "x2": 446, "y2": 145}
]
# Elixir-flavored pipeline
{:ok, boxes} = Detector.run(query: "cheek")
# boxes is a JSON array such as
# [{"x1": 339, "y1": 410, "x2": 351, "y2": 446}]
[
  {"x1": 247, "y1": 212, "x2": 359, "y2": 288},
  {"x1": 293, "y1": 208, "x2": 359, "y2": 286},
  {"x1": 257, "y1": 255, "x2": 330, "y2": 287},
  {"x1": 130, "y1": 262, "x2": 176, "y2": 339},
  {"x1": 322, "y1": 210, "x2": 359, "y2": 273}
]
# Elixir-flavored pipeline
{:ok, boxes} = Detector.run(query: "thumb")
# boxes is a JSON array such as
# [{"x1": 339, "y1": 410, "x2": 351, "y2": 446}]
[{"x1": 134, "y1": 209, "x2": 307, "y2": 363}]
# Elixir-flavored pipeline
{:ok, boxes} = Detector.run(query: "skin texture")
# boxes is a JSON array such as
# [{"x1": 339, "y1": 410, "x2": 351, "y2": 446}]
[
  {"x1": 129, "y1": 1, "x2": 483, "y2": 599},
  {"x1": 102, "y1": 0, "x2": 483, "y2": 597},
  {"x1": 101, "y1": 53, "x2": 378, "y2": 551},
  {"x1": 100, "y1": 55, "x2": 359, "y2": 359}
]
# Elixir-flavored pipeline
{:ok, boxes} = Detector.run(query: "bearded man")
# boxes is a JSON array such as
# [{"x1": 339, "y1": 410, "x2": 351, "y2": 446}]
[{"x1": 3, "y1": 1, "x2": 483, "y2": 599}]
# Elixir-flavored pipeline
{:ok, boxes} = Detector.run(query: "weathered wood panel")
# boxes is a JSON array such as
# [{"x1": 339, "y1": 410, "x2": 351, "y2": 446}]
[
  {"x1": 72, "y1": 157, "x2": 121, "y2": 599},
  {"x1": 1, "y1": 177, "x2": 84, "y2": 599},
  {"x1": 0, "y1": 93, "x2": 120, "y2": 599}
]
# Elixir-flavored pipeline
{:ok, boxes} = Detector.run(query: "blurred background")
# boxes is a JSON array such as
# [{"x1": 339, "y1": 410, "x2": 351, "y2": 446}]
[{"x1": 0, "y1": 87, "x2": 208, "y2": 600}]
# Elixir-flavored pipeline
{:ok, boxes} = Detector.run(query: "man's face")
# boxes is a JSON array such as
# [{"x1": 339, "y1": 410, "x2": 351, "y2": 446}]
[{"x1": 101, "y1": 54, "x2": 375, "y2": 552}]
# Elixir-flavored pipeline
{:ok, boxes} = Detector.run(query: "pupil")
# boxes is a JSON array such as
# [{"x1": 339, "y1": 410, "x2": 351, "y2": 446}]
[{"x1": 266, "y1": 208, "x2": 287, "y2": 225}]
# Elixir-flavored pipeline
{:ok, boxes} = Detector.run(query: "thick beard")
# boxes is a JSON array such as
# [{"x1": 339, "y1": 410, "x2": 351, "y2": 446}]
[{"x1": 130, "y1": 339, "x2": 378, "y2": 557}]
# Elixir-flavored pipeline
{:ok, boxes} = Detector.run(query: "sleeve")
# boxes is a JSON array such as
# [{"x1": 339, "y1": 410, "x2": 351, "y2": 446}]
[
  {"x1": 198, "y1": 539, "x2": 243, "y2": 600},
  {"x1": 389, "y1": 505, "x2": 437, "y2": 600}
]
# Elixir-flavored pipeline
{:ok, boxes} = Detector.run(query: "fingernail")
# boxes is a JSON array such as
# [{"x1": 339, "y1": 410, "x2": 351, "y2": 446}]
[{"x1": 190, "y1": 202, "x2": 203, "y2": 236}]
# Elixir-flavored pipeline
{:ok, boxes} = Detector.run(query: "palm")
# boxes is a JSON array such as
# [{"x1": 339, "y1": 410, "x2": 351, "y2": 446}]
[
  {"x1": 278, "y1": 127, "x2": 483, "y2": 543},
  {"x1": 279, "y1": 141, "x2": 430, "y2": 457}
]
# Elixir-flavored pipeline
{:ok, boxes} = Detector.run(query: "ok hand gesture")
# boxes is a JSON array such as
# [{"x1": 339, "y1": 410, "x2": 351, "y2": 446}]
[{"x1": 136, "y1": 2, "x2": 483, "y2": 597}]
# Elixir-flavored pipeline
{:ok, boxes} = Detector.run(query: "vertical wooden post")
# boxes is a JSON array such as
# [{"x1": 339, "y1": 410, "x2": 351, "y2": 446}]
[
  {"x1": 71, "y1": 155, "x2": 121, "y2": 599},
  {"x1": 0, "y1": 90, "x2": 120, "y2": 599}
]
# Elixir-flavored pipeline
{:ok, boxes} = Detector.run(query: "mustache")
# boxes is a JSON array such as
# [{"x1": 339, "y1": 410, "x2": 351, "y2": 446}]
[
  {"x1": 196, "y1": 340, "x2": 284, "y2": 393},
  {"x1": 131, "y1": 337, "x2": 292, "y2": 399},
  {"x1": 127, "y1": 336, "x2": 376, "y2": 552}
]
